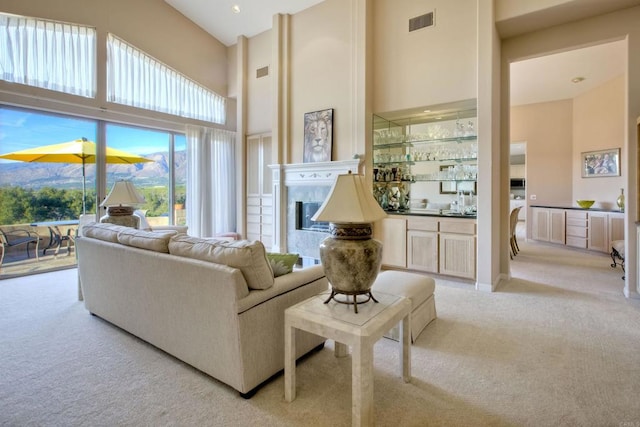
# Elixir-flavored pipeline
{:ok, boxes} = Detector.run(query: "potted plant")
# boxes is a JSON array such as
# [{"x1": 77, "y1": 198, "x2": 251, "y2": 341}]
[{"x1": 174, "y1": 194, "x2": 186, "y2": 210}]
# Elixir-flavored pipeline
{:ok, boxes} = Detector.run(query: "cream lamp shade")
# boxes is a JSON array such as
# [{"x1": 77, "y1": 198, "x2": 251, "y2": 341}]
[
  {"x1": 311, "y1": 171, "x2": 387, "y2": 313},
  {"x1": 311, "y1": 172, "x2": 387, "y2": 224},
  {"x1": 99, "y1": 180, "x2": 145, "y2": 228},
  {"x1": 100, "y1": 180, "x2": 146, "y2": 208}
]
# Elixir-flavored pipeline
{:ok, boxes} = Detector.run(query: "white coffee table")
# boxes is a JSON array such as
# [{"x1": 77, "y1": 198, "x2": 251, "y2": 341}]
[{"x1": 284, "y1": 291, "x2": 412, "y2": 426}]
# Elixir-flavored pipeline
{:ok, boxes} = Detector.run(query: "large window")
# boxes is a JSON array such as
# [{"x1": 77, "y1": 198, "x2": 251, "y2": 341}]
[
  {"x1": 0, "y1": 105, "x2": 185, "y2": 276},
  {"x1": 0, "y1": 12, "x2": 96, "y2": 98},
  {"x1": 105, "y1": 123, "x2": 186, "y2": 226},
  {"x1": 107, "y1": 34, "x2": 226, "y2": 124}
]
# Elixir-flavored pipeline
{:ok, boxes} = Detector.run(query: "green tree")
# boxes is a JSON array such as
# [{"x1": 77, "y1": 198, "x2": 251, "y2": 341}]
[{"x1": 0, "y1": 186, "x2": 35, "y2": 224}]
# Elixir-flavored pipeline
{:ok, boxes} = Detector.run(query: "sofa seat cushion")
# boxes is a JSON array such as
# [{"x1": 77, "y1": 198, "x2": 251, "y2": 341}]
[
  {"x1": 237, "y1": 264, "x2": 327, "y2": 313},
  {"x1": 82, "y1": 222, "x2": 129, "y2": 243},
  {"x1": 169, "y1": 235, "x2": 274, "y2": 290},
  {"x1": 117, "y1": 228, "x2": 178, "y2": 253}
]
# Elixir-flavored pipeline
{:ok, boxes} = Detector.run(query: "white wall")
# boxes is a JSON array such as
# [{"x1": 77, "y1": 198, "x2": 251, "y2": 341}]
[
  {"x1": 372, "y1": 0, "x2": 477, "y2": 114},
  {"x1": 510, "y1": 99, "x2": 574, "y2": 209},
  {"x1": 246, "y1": 30, "x2": 272, "y2": 134},
  {"x1": 289, "y1": 0, "x2": 355, "y2": 162},
  {"x1": 572, "y1": 75, "x2": 625, "y2": 208}
]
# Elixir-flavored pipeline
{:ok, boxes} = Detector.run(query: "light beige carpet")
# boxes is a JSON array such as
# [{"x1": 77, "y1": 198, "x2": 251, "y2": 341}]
[{"x1": 1, "y1": 238, "x2": 639, "y2": 426}]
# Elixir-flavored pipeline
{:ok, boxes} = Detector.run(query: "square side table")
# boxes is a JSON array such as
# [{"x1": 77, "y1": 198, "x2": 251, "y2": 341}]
[{"x1": 284, "y1": 291, "x2": 412, "y2": 426}]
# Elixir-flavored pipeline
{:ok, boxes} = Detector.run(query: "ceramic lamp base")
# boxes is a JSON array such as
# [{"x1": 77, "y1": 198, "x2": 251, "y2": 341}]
[
  {"x1": 100, "y1": 208, "x2": 140, "y2": 229},
  {"x1": 319, "y1": 222, "x2": 383, "y2": 313}
]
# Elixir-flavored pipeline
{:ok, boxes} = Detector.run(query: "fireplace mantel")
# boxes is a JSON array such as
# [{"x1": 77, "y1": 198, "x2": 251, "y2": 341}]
[
  {"x1": 275, "y1": 159, "x2": 361, "y2": 186},
  {"x1": 269, "y1": 159, "x2": 361, "y2": 253}
]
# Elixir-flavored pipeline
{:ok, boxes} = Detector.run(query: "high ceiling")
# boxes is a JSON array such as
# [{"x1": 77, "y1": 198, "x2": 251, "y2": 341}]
[
  {"x1": 510, "y1": 40, "x2": 626, "y2": 107},
  {"x1": 165, "y1": 1, "x2": 626, "y2": 108},
  {"x1": 165, "y1": 0, "x2": 325, "y2": 47}
]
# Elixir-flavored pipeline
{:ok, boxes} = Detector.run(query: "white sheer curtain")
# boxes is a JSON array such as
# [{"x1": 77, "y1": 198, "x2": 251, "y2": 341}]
[
  {"x1": 0, "y1": 13, "x2": 96, "y2": 98},
  {"x1": 186, "y1": 125, "x2": 236, "y2": 237},
  {"x1": 107, "y1": 34, "x2": 226, "y2": 124}
]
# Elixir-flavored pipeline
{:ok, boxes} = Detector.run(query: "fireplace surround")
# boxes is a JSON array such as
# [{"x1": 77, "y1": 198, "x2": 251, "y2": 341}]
[{"x1": 269, "y1": 159, "x2": 361, "y2": 260}]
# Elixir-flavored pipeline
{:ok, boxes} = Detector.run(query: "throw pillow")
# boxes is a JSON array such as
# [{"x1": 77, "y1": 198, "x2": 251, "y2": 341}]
[
  {"x1": 267, "y1": 253, "x2": 299, "y2": 277},
  {"x1": 117, "y1": 228, "x2": 177, "y2": 253},
  {"x1": 82, "y1": 222, "x2": 129, "y2": 243},
  {"x1": 168, "y1": 235, "x2": 274, "y2": 290}
]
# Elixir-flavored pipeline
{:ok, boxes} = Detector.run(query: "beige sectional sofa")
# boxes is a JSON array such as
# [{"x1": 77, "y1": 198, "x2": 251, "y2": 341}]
[{"x1": 76, "y1": 223, "x2": 328, "y2": 397}]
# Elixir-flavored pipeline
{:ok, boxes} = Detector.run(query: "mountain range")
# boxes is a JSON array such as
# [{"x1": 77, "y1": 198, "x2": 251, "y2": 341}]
[{"x1": 0, "y1": 151, "x2": 186, "y2": 190}]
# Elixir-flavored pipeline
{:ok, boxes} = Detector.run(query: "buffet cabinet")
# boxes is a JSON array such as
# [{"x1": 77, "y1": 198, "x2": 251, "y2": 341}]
[
  {"x1": 531, "y1": 207, "x2": 624, "y2": 253},
  {"x1": 374, "y1": 215, "x2": 476, "y2": 280}
]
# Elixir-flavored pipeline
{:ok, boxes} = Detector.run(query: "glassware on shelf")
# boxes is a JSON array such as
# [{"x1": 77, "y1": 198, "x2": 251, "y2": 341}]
[{"x1": 464, "y1": 120, "x2": 475, "y2": 137}]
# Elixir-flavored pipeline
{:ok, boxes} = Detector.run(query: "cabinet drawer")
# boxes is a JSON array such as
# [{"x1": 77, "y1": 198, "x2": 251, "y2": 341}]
[
  {"x1": 439, "y1": 220, "x2": 476, "y2": 235},
  {"x1": 566, "y1": 211, "x2": 587, "y2": 220},
  {"x1": 261, "y1": 214, "x2": 273, "y2": 226},
  {"x1": 407, "y1": 217, "x2": 438, "y2": 232},
  {"x1": 566, "y1": 225, "x2": 587, "y2": 238},
  {"x1": 247, "y1": 205, "x2": 261, "y2": 215},
  {"x1": 566, "y1": 236, "x2": 587, "y2": 248},
  {"x1": 247, "y1": 223, "x2": 261, "y2": 233},
  {"x1": 247, "y1": 196, "x2": 261, "y2": 207},
  {"x1": 566, "y1": 218, "x2": 587, "y2": 227}
]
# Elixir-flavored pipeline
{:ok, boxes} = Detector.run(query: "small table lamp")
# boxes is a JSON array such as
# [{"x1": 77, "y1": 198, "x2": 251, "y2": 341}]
[
  {"x1": 311, "y1": 171, "x2": 388, "y2": 313},
  {"x1": 100, "y1": 180, "x2": 146, "y2": 228}
]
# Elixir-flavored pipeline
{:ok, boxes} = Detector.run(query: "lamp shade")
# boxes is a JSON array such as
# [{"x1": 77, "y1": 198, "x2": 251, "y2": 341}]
[
  {"x1": 100, "y1": 180, "x2": 145, "y2": 207},
  {"x1": 311, "y1": 172, "x2": 387, "y2": 223}
]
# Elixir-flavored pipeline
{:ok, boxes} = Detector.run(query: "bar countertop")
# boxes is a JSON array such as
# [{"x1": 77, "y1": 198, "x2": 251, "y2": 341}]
[
  {"x1": 530, "y1": 204, "x2": 624, "y2": 213},
  {"x1": 384, "y1": 209, "x2": 477, "y2": 219}
]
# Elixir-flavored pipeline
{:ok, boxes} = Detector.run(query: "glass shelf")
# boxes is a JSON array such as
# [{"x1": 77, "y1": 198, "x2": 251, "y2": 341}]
[
  {"x1": 374, "y1": 157, "x2": 477, "y2": 166},
  {"x1": 373, "y1": 134, "x2": 477, "y2": 149},
  {"x1": 374, "y1": 178, "x2": 477, "y2": 184}
]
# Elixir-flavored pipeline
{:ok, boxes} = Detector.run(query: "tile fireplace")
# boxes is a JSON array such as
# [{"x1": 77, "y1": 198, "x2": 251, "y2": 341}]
[{"x1": 269, "y1": 159, "x2": 361, "y2": 261}]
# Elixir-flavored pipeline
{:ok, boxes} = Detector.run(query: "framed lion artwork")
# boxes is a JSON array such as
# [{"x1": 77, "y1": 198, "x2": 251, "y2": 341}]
[{"x1": 303, "y1": 108, "x2": 333, "y2": 163}]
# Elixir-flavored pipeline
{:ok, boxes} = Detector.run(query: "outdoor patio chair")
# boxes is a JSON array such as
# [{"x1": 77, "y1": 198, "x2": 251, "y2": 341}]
[{"x1": 0, "y1": 228, "x2": 40, "y2": 268}]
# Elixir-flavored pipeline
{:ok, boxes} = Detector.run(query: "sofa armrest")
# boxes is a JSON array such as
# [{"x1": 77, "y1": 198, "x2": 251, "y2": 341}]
[{"x1": 236, "y1": 264, "x2": 328, "y2": 313}]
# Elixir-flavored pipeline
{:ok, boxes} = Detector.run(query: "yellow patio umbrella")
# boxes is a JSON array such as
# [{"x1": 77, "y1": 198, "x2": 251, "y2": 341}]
[{"x1": 0, "y1": 137, "x2": 154, "y2": 213}]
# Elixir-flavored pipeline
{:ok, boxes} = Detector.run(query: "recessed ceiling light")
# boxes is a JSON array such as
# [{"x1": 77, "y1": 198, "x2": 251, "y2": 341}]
[
  {"x1": 231, "y1": 5, "x2": 240, "y2": 14},
  {"x1": 571, "y1": 76, "x2": 586, "y2": 83},
  {"x1": 423, "y1": 109, "x2": 431, "y2": 113}
]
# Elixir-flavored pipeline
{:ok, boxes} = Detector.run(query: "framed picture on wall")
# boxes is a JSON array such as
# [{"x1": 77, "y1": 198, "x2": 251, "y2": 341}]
[
  {"x1": 581, "y1": 148, "x2": 620, "y2": 178},
  {"x1": 303, "y1": 108, "x2": 333, "y2": 163}
]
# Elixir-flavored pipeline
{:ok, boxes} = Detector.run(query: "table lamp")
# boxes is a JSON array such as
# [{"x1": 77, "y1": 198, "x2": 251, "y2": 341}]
[
  {"x1": 99, "y1": 180, "x2": 146, "y2": 228},
  {"x1": 311, "y1": 171, "x2": 387, "y2": 313}
]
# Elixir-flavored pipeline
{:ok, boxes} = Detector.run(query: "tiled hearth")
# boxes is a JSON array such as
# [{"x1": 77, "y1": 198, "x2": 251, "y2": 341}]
[{"x1": 269, "y1": 159, "x2": 361, "y2": 260}]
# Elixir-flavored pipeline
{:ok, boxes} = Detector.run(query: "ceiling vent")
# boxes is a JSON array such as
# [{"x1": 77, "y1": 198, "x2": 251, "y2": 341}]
[
  {"x1": 256, "y1": 66, "x2": 269, "y2": 78},
  {"x1": 409, "y1": 11, "x2": 434, "y2": 32}
]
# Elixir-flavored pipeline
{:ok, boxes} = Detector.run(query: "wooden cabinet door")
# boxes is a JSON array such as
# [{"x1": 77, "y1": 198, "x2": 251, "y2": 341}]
[
  {"x1": 407, "y1": 230, "x2": 438, "y2": 273},
  {"x1": 531, "y1": 208, "x2": 549, "y2": 241},
  {"x1": 549, "y1": 209, "x2": 566, "y2": 244},
  {"x1": 588, "y1": 212, "x2": 608, "y2": 252},
  {"x1": 608, "y1": 213, "x2": 625, "y2": 248},
  {"x1": 439, "y1": 233, "x2": 476, "y2": 279},
  {"x1": 373, "y1": 217, "x2": 407, "y2": 268}
]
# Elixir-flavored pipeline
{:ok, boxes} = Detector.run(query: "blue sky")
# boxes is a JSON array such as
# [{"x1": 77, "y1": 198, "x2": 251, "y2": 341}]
[{"x1": 0, "y1": 106, "x2": 186, "y2": 161}]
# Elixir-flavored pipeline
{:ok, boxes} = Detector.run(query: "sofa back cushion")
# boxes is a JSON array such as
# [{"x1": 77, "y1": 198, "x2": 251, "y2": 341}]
[
  {"x1": 117, "y1": 228, "x2": 177, "y2": 253},
  {"x1": 169, "y1": 235, "x2": 274, "y2": 290},
  {"x1": 82, "y1": 222, "x2": 129, "y2": 243}
]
